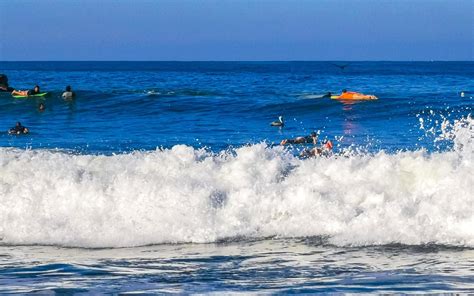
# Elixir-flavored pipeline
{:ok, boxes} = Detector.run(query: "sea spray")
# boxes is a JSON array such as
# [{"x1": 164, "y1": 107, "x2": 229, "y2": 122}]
[{"x1": 0, "y1": 117, "x2": 472, "y2": 248}]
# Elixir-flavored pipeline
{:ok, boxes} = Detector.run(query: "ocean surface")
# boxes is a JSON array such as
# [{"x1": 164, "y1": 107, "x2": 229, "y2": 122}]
[{"x1": 0, "y1": 61, "x2": 473, "y2": 293}]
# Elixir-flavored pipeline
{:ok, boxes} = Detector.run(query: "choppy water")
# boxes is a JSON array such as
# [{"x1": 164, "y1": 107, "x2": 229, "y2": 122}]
[{"x1": 0, "y1": 61, "x2": 473, "y2": 293}]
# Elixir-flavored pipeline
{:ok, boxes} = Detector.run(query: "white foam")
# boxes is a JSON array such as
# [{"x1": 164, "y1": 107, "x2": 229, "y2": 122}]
[{"x1": 0, "y1": 117, "x2": 472, "y2": 248}]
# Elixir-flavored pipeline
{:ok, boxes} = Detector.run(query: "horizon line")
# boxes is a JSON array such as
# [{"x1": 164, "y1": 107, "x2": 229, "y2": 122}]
[{"x1": 1, "y1": 60, "x2": 473, "y2": 63}]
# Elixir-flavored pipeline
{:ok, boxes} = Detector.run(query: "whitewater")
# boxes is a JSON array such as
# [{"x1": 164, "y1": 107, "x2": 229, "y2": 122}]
[{"x1": 1, "y1": 116, "x2": 472, "y2": 248}]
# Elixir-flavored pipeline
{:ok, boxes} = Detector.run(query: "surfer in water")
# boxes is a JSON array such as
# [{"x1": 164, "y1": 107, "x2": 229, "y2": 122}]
[
  {"x1": 334, "y1": 89, "x2": 377, "y2": 100},
  {"x1": 322, "y1": 92, "x2": 332, "y2": 98},
  {"x1": 280, "y1": 132, "x2": 318, "y2": 145},
  {"x1": 8, "y1": 122, "x2": 29, "y2": 135},
  {"x1": 11, "y1": 85, "x2": 40, "y2": 97},
  {"x1": 0, "y1": 74, "x2": 13, "y2": 92},
  {"x1": 62, "y1": 85, "x2": 75, "y2": 99},
  {"x1": 300, "y1": 139, "x2": 334, "y2": 157}
]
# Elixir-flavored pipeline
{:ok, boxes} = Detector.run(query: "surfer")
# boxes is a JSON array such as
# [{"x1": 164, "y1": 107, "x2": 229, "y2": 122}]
[
  {"x1": 300, "y1": 139, "x2": 334, "y2": 157},
  {"x1": 8, "y1": 122, "x2": 29, "y2": 135},
  {"x1": 11, "y1": 85, "x2": 40, "y2": 97},
  {"x1": 62, "y1": 85, "x2": 75, "y2": 99},
  {"x1": 333, "y1": 89, "x2": 377, "y2": 100},
  {"x1": 0, "y1": 74, "x2": 13, "y2": 92},
  {"x1": 280, "y1": 132, "x2": 318, "y2": 145}
]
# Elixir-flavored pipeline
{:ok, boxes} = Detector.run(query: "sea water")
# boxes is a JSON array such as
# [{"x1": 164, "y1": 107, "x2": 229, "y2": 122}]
[{"x1": 0, "y1": 62, "x2": 472, "y2": 293}]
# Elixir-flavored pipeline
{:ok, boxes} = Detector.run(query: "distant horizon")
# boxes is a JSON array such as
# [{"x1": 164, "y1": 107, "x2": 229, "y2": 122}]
[{"x1": 1, "y1": 60, "x2": 473, "y2": 63}]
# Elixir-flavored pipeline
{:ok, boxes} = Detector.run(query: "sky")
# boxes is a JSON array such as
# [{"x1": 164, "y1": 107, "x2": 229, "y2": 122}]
[{"x1": 0, "y1": 0, "x2": 472, "y2": 61}]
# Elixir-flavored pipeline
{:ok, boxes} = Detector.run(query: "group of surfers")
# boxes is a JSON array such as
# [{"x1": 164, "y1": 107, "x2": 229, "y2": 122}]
[
  {"x1": 269, "y1": 88, "x2": 378, "y2": 157},
  {"x1": 1, "y1": 74, "x2": 76, "y2": 99},
  {"x1": 9, "y1": 85, "x2": 75, "y2": 99},
  {"x1": 3, "y1": 81, "x2": 76, "y2": 135},
  {"x1": 3, "y1": 77, "x2": 373, "y2": 158},
  {"x1": 280, "y1": 131, "x2": 334, "y2": 157}
]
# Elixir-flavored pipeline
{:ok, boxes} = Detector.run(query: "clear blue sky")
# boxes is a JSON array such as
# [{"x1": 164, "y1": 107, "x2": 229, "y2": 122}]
[{"x1": 0, "y1": 0, "x2": 472, "y2": 61}]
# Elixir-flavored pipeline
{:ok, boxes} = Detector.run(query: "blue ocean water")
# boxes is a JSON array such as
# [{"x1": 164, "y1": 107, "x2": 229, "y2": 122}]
[
  {"x1": 0, "y1": 61, "x2": 473, "y2": 293},
  {"x1": 1, "y1": 61, "x2": 471, "y2": 153}
]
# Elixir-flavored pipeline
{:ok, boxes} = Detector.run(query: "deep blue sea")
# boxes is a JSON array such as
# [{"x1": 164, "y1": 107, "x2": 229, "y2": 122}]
[{"x1": 0, "y1": 61, "x2": 473, "y2": 294}]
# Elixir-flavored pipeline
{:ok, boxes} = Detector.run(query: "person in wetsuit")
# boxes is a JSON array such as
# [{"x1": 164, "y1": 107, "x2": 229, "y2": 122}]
[
  {"x1": 11, "y1": 85, "x2": 40, "y2": 97},
  {"x1": 280, "y1": 132, "x2": 318, "y2": 145},
  {"x1": 322, "y1": 92, "x2": 332, "y2": 98},
  {"x1": 0, "y1": 74, "x2": 14, "y2": 92},
  {"x1": 62, "y1": 85, "x2": 75, "y2": 99},
  {"x1": 300, "y1": 139, "x2": 334, "y2": 157},
  {"x1": 8, "y1": 122, "x2": 29, "y2": 135}
]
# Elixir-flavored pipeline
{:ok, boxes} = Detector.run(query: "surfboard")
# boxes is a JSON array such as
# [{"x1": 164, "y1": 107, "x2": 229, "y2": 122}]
[
  {"x1": 12, "y1": 92, "x2": 49, "y2": 99},
  {"x1": 331, "y1": 94, "x2": 378, "y2": 100},
  {"x1": 302, "y1": 94, "x2": 326, "y2": 99},
  {"x1": 301, "y1": 94, "x2": 332, "y2": 99}
]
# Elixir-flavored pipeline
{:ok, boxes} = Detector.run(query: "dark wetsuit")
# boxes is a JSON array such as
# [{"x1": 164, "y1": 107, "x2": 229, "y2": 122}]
[
  {"x1": 286, "y1": 136, "x2": 316, "y2": 144},
  {"x1": 322, "y1": 92, "x2": 332, "y2": 98},
  {"x1": 27, "y1": 89, "x2": 39, "y2": 96},
  {"x1": 0, "y1": 86, "x2": 13, "y2": 92},
  {"x1": 8, "y1": 125, "x2": 28, "y2": 135}
]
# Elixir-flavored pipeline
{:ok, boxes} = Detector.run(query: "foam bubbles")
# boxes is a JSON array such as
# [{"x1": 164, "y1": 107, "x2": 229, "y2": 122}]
[{"x1": 0, "y1": 117, "x2": 472, "y2": 248}]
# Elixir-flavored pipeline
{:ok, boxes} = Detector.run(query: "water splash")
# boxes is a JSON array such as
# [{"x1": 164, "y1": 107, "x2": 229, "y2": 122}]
[{"x1": 0, "y1": 116, "x2": 472, "y2": 248}]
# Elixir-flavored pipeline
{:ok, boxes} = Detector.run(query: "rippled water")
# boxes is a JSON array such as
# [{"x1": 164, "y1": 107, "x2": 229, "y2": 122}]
[
  {"x1": 1, "y1": 241, "x2": 473, "y2": 294},
  {"x1": 1, "y1": 61, "x2": 472, "y2": 152}
]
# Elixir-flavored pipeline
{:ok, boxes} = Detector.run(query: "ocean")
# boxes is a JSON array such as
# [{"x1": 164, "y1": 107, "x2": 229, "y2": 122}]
[{"x1": 0, "y1": 61, "x2": 473, "y2": 293}]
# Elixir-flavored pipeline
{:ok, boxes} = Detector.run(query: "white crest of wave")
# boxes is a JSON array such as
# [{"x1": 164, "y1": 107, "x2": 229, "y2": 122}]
[{"x1": 0, "y1": 116, "x2": 472, "y2": 248}]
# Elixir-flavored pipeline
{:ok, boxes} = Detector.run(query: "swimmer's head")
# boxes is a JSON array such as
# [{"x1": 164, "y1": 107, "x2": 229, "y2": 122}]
[
  {"x1": 342, "y1": 89, "x2": 347, "y2": 93},
  {"x1": 34, "y1": 85, "x2": 40, "y2": 92},
  {"x1": 16, "y1": 122, "x2": 21, "y2": 127},
  {"x1": 65, "y1": 85, "x2": 71, "y2": 92},
  {"x1": 310, "y1": 132, "x2": 317, "y2": 137}
]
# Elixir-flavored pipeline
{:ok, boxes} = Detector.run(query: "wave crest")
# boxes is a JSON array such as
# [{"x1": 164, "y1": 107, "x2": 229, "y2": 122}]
[{"x1": 0, "y1": 117, "x2": 472, "y2": 248}]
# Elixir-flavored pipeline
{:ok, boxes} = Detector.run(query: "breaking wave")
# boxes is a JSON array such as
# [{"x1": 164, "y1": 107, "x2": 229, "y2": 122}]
[{"x1": 0, "y1": 116, "x2": 472, "y2": 248}]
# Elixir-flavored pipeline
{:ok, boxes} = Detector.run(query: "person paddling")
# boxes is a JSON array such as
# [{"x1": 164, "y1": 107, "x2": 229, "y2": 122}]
[
  {"x1": 8, "y1": 122, "x2": 29, "y2": 135},
  {"x1": 300, "y1": 139, "x2": 334, "y2": 157},
  {"x1": 11, "y1": 85, "x2": 40, "y2": 97},
  {"x1": 280, "y1": 132, "x2": 318, "y2": 145}
]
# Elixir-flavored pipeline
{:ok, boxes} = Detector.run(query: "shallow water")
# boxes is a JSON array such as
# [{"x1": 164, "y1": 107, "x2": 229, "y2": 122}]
[
  {"x1": 0, "y1": 62, "x2": 473, "y2": 293},
  {"x1": 1, "y1": 240, "x2": 473, "y2": 294}
]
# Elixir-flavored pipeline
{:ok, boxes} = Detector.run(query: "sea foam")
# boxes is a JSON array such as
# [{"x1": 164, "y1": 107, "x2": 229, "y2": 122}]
[{"x1": 0, "y1": 117, "x2": 472, "y2": 248}]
